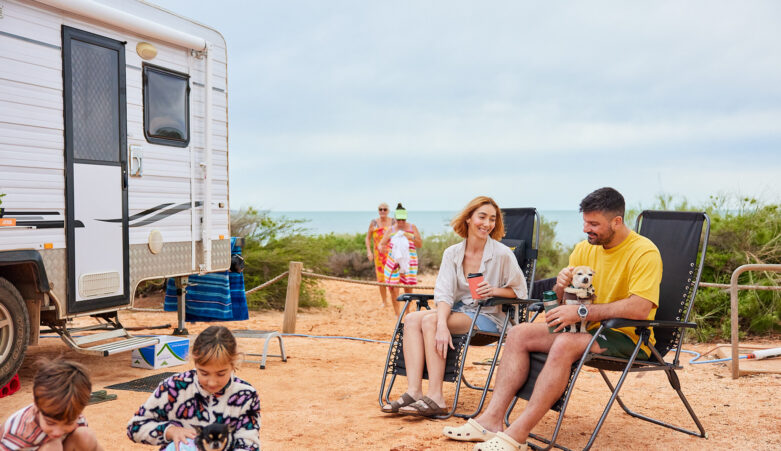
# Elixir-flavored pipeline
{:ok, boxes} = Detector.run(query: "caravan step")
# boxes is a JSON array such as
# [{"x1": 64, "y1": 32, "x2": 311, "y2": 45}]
[
  {"x1": 85, "y1": 336, "x2": 159, "y2": 356},
  {"x1": 64, "y1": 329, "x2": 159, "y2": 356}
]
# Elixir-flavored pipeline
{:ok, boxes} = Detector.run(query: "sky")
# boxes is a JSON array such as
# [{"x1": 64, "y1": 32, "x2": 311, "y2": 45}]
[{"x1": 152, "y1": 0, "x2": 781, "y2": 212}]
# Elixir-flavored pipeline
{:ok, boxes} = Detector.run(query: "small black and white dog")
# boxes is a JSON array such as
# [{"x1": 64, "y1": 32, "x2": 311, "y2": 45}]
[{"x1": 193, "y1": 423, "x2": 235, "y2": 451}]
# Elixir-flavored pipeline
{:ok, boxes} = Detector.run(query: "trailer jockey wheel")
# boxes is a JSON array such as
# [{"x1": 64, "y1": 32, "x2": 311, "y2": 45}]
[{"x1": 0, "y1": 277, "x2": 29, "y2": 387}]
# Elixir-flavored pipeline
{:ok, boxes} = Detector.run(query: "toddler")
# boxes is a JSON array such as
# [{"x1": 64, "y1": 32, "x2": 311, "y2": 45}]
[{"x1": 0, "y1": 359, "x2": 102, "y2": 451}]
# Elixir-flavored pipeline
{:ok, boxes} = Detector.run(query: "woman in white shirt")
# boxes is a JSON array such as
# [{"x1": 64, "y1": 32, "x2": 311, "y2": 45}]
[{"x1": 381, "y1": 196, "x2": 527, "y2": 417}]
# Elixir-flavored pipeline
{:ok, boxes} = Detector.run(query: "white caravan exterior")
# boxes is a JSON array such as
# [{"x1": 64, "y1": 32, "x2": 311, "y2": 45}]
[{"x1": 0, "y1": 0, "x2": 231, "y2": 385}]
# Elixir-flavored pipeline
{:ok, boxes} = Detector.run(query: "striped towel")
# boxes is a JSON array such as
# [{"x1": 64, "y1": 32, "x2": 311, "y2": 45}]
[{"x1": 163, "y1": 238, "x2": 249, "y2": 321}]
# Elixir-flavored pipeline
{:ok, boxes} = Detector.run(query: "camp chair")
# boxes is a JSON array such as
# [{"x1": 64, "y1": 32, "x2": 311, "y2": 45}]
[
  {"x1": 505, "y1": 210, "x2": 710, "y2": 450},
  {"x1": 379, "y1": 208, "x2": 540, "y2": 419}
]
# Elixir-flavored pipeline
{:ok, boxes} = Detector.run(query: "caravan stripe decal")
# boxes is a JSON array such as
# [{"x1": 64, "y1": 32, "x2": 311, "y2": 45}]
[
  {"x1": 95, "y1": 202, "x2": 202, "y2": 227},
  {"x1": 0, "y1": 30, "x2": 61, "y2": 50},
  {"x1": 128, "y1": 202, "x2": 202, "y2": 228},
  {"x1": 97, "y1": 203, "x2": 173, "y2": 223}
]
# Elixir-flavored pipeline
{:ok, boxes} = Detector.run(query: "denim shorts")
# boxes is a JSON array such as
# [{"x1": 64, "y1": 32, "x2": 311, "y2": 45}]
[{"x1": 451, "y1": 301, "x2": 501, "y2": 333}]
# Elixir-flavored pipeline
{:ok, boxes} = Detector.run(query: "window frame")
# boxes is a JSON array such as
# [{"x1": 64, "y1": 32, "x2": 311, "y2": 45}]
[{"x1": 142, "y1": 63, "x2": 191, "y2": 147}]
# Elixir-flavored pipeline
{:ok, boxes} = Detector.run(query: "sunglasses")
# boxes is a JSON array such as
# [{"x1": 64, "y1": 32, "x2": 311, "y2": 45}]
[{"x1": 379, "y1": 208, "x2": 388, "y2": 211}]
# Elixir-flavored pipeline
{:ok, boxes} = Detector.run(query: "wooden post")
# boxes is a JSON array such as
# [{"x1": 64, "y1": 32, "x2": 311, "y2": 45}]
[{"x1": 282, "y1": 261, "x2": 303, "y2": 333}]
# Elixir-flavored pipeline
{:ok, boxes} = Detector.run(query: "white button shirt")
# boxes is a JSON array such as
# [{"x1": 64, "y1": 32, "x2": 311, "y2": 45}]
[{"x1": 434, "y1": 238, "x2": 527, "y2": 328}]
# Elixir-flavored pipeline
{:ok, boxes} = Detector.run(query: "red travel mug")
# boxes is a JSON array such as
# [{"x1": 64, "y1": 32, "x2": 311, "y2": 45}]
[{"x1": 467, "y1": 273, "x2": 484, "y2": 299}]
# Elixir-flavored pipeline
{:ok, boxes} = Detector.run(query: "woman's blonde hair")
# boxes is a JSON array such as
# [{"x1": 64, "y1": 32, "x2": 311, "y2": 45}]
[
  {"x1": 450, "y1": 196, "x2": 504, "y2": 240},
  {"x1": 192, "y1": 326, "x2": 238, "y2": 368}
]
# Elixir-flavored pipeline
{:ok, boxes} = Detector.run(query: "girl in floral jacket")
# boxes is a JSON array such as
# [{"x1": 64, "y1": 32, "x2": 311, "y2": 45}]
[{"x1": 127, "y1": 326, "x2": 260, "y2": 450}]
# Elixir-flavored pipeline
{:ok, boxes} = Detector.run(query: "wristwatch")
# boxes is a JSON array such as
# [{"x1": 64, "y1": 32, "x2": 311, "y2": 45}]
[{"x1": 577, "y1": 304, "x2": 589, "y2": 320}]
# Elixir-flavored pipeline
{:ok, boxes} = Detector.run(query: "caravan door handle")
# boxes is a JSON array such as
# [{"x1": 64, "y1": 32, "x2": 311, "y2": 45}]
[{"x1": 122, "y1": 165, "x2": 128, "y2": 190}]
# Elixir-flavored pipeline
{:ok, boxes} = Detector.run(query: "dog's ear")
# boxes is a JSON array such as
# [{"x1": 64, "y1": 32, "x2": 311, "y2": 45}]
[
  {"x1": 192, "y1": 425, "x2": 203, "y2": 435},
  {"x1": 226, "y1": 423, "x2": 236, "y2": 433}
]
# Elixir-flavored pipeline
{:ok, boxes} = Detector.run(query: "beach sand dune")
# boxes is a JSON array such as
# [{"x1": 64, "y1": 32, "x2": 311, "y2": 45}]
[{"x1": 1, "y1": 274, "x2": 779, "y2": 450}]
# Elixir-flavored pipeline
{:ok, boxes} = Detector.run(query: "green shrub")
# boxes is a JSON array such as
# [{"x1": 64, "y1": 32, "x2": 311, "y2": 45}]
[
  {"x1": 638, "y1": 194, "x2": 781, "y2": 341},
  {"x1": 534, "y1": 215, "x2": 573, "y2": 280},
  {"x1": 232, "y1": 208, "x2": 327, "y2": 310}
]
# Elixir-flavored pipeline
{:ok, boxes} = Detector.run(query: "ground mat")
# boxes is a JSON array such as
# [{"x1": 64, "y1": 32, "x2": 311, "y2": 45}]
[{"x1": 105, "y1": 372, "x2": 177, "y2": 392}]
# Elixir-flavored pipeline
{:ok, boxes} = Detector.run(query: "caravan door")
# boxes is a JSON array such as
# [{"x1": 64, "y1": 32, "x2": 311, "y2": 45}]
[{"x1": 62, "y1": 26, "x2": 129, "y2": 314}]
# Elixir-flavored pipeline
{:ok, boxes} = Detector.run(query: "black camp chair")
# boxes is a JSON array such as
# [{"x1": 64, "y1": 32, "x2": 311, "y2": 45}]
[
  {"x1": 505, "y1": 210, "x2": 710, "y2": 450},
  {"x1": 379, "y1": 208, "x2": 540, "y2": 419}
]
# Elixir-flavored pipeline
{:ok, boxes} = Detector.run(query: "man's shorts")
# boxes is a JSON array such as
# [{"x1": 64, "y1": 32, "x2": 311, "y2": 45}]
[{"x1": 588, "y1": 328, "x2": 649, "y2": 360}]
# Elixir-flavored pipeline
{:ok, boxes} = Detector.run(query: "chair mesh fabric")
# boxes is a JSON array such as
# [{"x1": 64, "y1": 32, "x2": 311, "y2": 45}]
[
  {"x1": 388, "y1": 328, "x2": 468, "y2": 382},
  {"x1": 638, "y1": 211, "x2": 704, "y2": 355}
]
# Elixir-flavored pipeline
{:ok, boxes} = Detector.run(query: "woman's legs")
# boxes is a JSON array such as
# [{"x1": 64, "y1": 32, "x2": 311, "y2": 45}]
[
  {"x1": 389, "y1": 287, "x2": 400, "y2": 315},
  {"x1": 377, "y1": 285, "x2": 388, "y2": 306},
  {"x1": 382, "y1": 309, "x2": 433, "y2": 409},
  {"x1": 418, "y1": 311, "x2": 473, "y2": 408}
]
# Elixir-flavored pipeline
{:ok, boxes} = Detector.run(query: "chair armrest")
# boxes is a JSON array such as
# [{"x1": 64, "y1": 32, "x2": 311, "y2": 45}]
[
  {"x1": 528, "y1": 302, "x2": 544, "y2": 312},
  {"x1": 480, "y1": 297, "x2": 540, "y2": 307},
  {"x1": 398, "y1": 293, "x2": 434, "y2": 302},
  {"x1": 601, "y1": 318, "x2": 698, "y2": 329}
]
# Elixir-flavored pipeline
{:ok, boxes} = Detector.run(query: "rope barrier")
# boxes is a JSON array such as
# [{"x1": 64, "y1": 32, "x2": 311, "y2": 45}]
[
  {"x1": 129, "y1": 269, "x2": 432, "y2": 312},
  {"x1": 300, "y1": 271, "x2": 435, "y2": 290},
  {"x1": 246, "y1": 271, "x2": 289, "y2": 294}
]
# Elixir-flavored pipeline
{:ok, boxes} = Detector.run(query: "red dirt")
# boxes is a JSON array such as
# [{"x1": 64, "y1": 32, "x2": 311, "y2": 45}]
[{"x1": 1, "y1": 274, "x2": 780, "y2": 450}]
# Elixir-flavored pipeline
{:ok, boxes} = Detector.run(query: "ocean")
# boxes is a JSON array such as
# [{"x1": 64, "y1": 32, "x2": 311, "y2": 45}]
[{"x1": 268, "y1": 210, "x2": 586, "y2": 246}]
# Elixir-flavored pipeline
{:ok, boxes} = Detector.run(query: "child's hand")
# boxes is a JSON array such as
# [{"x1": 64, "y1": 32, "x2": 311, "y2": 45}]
[{"x1": 165, "y1": 426, "x2": 197, "y2": 451}]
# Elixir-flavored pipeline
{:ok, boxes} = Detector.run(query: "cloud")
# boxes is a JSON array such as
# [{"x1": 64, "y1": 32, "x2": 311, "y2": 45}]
[{"x1": 152, "y1": 0, "x2": 781, "y2": 210}]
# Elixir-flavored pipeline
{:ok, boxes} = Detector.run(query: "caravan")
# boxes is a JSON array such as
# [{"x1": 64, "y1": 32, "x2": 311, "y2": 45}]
[{"x1": 0, "y1": 0, "x2": 231, "y2": 386}]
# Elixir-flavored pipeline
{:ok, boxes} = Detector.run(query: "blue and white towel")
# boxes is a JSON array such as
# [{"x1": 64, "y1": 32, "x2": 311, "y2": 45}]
[{"x1": 164, "y1": 237, "x2": 249, "y2": 322}]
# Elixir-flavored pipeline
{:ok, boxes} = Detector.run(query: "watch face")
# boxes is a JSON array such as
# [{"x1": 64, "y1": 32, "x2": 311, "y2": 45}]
[{"x1": 578, "y1": 305, "x2": 588, "y2": 318}]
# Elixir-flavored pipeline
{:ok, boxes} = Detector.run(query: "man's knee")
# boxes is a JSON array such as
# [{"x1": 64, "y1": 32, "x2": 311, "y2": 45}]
[{"x1": 549, "y1": 334, "x2": 590, "y2": 363}]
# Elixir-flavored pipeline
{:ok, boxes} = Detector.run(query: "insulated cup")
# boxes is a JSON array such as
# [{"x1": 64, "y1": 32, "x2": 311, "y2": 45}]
[
  {"x1": 467, "y1": 273, "x2": 484, "y2": 299},
  {"x1": 543, "y1": 290, "x2": 560, "y2": 333}
]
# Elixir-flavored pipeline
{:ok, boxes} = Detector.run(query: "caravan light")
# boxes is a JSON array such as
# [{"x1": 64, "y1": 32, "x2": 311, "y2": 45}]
[{"x1": 136, "y1": 42, "x2": 157, "y2": 60}]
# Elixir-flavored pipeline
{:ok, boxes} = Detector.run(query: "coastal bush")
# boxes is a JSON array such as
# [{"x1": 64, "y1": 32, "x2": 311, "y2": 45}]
[
  {"x1": 232, "y1": 208, "x2": 327, "y2": 310},
  {"x1": 638, "y1": 195, "x2": 780, "y2": 341},
  {"x1": 692, "y1": 196, "x2": 781, "y2": 341},
  {"x1": 534, "y1": 215, "x2": 573, "y2": 280}
]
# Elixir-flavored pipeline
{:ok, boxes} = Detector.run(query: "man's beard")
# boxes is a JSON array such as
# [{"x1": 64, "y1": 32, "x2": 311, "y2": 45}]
[{"x1": 587, "y1": 226, "x2": 615, "y2": 246}]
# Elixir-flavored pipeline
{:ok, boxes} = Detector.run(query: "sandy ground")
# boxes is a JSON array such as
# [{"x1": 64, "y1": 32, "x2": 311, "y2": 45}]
[{"x1": 1, "y1": 274, "x2": 780, "y2": 450}]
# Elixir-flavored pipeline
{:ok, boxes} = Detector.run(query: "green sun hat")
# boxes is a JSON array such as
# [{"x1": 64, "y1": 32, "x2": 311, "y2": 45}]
[{"x1": 395, "y1": 209, "x2": 408, "y2": 220}]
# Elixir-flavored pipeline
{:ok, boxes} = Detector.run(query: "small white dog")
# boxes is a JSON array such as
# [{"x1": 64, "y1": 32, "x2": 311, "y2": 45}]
[{"x1": 563, "y1": 266, "x2": 596, "y2": 333}]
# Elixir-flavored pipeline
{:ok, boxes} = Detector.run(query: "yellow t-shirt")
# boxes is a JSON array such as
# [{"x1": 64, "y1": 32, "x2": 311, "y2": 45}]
[{"x1": 568, "y1": 231, "x2": 663, "y2": 355}]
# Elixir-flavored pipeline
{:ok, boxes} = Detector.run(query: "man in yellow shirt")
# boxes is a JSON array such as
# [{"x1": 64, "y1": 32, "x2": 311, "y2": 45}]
[{"x1": 443, "y1": 187, "x2": 663, "y2": 451}]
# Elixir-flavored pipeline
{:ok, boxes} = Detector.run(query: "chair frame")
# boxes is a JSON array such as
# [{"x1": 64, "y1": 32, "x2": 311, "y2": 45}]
[
  {"x1": 379, "y1": 209, "x2": 540, "y2": 419},
  {"x1": 505, "y1": 210, "x2": 710, "y2": 451}
]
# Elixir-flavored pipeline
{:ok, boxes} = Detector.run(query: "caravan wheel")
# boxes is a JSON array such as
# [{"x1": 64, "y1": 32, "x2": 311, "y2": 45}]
[{"x1": 0, "y1": 277, "x2": 29, "y2": 387}]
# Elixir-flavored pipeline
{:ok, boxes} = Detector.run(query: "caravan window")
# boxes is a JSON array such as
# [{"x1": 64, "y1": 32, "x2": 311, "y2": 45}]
[{"x1": 143, "y1": 65, "x2": 190, "y2": 147}]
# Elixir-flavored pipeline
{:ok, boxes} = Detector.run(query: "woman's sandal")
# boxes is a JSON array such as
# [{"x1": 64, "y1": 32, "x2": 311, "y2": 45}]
[
  {"x1": 381, "y1": 393, "x2": 416, "y2": 413},
  {"x1": 398, "y1": 396, "x2": 448, "y2": 417},
  {"x1": 442, "y1": 418, "x2": 497, "y2": 442},
  {"x1": 473, "y1": 432, "x2": 527, "y2": 451}
]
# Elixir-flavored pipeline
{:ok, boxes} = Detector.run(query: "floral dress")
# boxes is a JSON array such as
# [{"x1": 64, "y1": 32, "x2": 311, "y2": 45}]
[{"x1": 370, "y1": 218, "x2": 395, "y2": 282}]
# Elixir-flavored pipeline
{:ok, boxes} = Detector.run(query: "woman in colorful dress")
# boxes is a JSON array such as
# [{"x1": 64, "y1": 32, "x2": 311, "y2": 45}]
[
  {"x1": 365, "y1": 202, "x2": 396, "y2": 309},
  {"x1": 378, "y1": 203, "x2": 422, "y2": 317}
]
